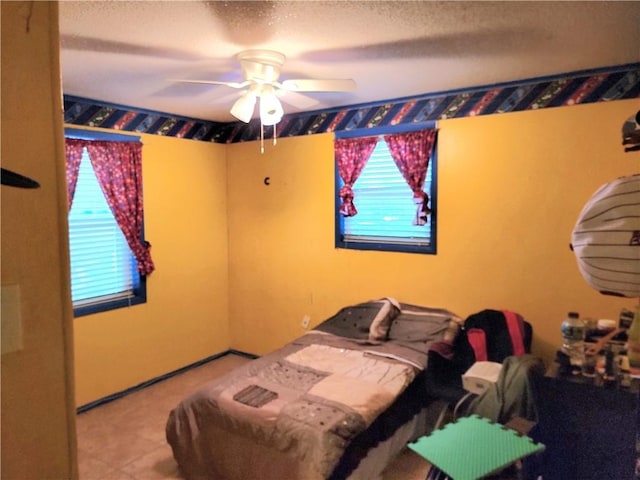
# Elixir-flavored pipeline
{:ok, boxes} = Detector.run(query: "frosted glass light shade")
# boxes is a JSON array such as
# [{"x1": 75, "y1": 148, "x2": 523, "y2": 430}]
[
  {"x1": 230, "y1": 92, "x2": 257, "y2": 123},
  {"x1": 259, "y1": 87, "x2": 283, "y2": 126}
]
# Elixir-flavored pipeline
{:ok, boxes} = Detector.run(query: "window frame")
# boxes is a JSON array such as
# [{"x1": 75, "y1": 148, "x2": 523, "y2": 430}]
[
  {"x1": 334, "y1": 122, "x2": 438, "y2": 255},
  {"x1": 65, "y1": 128, "x2": 147, "y2": 317}
]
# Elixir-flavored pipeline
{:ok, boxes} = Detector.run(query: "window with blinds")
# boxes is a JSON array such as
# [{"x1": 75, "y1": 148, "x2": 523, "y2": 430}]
[
  {"x1": 336, "y1": 137, "x2": 436, "y2": 254},
  {"x1": 68, "y1": 148, "x2": 145, "y2": 316}
]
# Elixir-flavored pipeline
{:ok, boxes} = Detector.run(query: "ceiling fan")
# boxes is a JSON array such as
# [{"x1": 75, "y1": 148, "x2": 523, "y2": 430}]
[{"x1": 169, "y1": 49, "x2": 356, "y2": 125}]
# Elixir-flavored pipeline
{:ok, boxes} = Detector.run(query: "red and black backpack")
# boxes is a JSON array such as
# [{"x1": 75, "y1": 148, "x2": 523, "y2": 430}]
[
  {"x1": 454, "y1": 309, "x2": 532, "y2": 372},
  {"x1": 427, "y1": 309, "x2": 533, "y2": 388}
]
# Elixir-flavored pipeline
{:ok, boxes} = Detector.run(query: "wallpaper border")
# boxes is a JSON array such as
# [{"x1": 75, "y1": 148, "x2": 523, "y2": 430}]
[{"x1": 64, "y1": 63, "x2": 640, "y2": 144}]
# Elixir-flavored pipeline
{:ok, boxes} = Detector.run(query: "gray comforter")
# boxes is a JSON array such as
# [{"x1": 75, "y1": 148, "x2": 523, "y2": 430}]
[{"x1": 166, "y1": 302, "x2": 459, "y2": 480}]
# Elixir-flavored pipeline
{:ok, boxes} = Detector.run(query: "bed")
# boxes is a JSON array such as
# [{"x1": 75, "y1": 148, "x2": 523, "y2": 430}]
[{"x1": 165, "y1": 298, "x2": 463, "y2": 480}]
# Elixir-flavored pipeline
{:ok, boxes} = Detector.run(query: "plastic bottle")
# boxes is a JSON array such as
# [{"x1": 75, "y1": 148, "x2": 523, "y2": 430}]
[
  {"x1": 625, "y1": 305, "x2": 640, "y2": 369},
  {"x1": 561, "y1": 311, "x2": 585, "y2": 370},
  {"x1": 618, "y1": 352, "x2": 632, "y2": 388},
  {"x1": 602, "y1": 345, "x2": 617, "y2": 386}
]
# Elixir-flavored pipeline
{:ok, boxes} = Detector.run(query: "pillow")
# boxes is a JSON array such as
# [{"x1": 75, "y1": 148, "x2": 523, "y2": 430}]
[
  {"x1": 389, "y1": 303, "x2": 463, "y2": 344},
  {"x1": 368, "y1": 297, "x2": 401, "y2": 342},
  {"x1": 314, "y1": 298, "x2": 400, "y2": 341}
]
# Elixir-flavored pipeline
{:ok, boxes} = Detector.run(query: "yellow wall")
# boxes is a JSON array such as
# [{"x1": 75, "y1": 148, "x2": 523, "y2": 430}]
[
  {"x1": 1, "y1": 2, "x2": 77, "y2": 479},
  {"x1": 227, "y1": 99, "x2": 639, "y2": 364},
  {"x1": 2, "y1": 3, "x2": 636, "y2": 477},
  {"x1": 71, "y1": 131, "x2": 230, "y2": 406}
]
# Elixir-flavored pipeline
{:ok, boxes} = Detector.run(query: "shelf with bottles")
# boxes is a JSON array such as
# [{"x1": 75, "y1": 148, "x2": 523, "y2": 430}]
[
  {"x1": 552, "y1": 348, "x2": 639, "y2": 393},
  {"x1": 584, "y1": 315, "x2": 629, "y2": 345}
]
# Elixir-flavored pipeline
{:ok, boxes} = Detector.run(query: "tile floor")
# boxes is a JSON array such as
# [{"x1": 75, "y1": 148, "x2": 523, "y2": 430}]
[{"x1": 76, "y1": 353, "x2": 431, "y2": 480}]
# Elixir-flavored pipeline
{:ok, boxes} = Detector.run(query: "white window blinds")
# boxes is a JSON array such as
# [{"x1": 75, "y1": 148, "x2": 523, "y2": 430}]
[
  {"x1": 68, "y1": 151, "x2": 137, "y2": 306},
  {"x1": 342, "y1": 139, "x2": 433, "y2": 246}
]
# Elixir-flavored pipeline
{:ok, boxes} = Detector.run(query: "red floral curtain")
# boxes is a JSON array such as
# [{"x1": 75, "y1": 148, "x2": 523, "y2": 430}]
[
  {"x1": 85, "y1": 141, "x2": 155, "y2": 276},
  {"x1": 64, "y1": 138, "x2": 154, "y2": 276},
  {"x1": 335, "y1": 137, "x2": 378, "y2": 216},
  {"x1": 383, "y1": 129, "x2": 438, "y2": 225},
  {"x1": 65, "y1": 139, "x2": 85, "y2": 211}
]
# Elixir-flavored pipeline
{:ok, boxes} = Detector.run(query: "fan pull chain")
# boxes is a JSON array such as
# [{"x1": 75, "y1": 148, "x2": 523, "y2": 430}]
[
  {"x1": 273, "y1": 123, "x2": 277, "y2": 146},
  {"x1": 260, "y1": 122, "x2": 265, "y2": 154}
]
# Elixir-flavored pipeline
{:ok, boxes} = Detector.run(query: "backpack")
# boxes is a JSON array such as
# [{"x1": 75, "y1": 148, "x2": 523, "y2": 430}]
[
  {"x1": 454, "y1": 309, "x2": 532, "y2": 370},
  {"x1": 427, "y1": 309, "x2": 533, "y2": 388}
]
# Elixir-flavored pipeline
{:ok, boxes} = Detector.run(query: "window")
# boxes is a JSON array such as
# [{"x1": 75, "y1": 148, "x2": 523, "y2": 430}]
[
  {"x1": 335, "y1": 127, "x2": 437, "y2": 254},
  {"x1": 65, "y1": 131, "x2": 149, "y2": 317}
]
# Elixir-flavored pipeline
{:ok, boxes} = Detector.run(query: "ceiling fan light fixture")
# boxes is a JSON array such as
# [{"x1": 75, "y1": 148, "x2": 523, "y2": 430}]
[
  {"x1": 259, "y1": 88, "x2": 283, "y2": 126},
  {"x1": 230, "y1": 91, "x2": 257, "y2": 123},
  {"x1": 238, "y1": 50, "x2": 285, "y2": 84}
]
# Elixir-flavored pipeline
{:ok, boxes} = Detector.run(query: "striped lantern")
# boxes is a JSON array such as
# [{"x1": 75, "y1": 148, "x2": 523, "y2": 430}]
[{"x1": 571, "y1": 174, "x2": 640, "y2": 297}]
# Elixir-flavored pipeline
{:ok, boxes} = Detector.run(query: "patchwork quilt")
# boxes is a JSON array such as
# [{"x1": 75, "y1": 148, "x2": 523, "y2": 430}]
[{"x1": 166, "y1": 299, "x2": 461, "y2": 480}]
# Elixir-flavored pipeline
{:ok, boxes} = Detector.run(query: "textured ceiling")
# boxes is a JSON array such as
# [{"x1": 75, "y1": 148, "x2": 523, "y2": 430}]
[{"x1": 59, "y1": 1, "x2": 640, "y2": 123}]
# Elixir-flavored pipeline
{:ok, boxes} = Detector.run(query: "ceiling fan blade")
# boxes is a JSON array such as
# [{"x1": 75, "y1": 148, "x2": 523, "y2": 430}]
[
  {"x1": 276, "y1": 90, "x2": 320, "y2": 110},
  {"x1": 167, "y1": 78, "x2": 250, "y2": 89},
  {"x1": 300, "y1": 28, "x2": 545, "y2": 62},
  {"x1": 60, "y1": 34, "x2": 209, "y2": 61},
  {"x1": 279, "y1": 78, "x2": 356, "y2": 93}
]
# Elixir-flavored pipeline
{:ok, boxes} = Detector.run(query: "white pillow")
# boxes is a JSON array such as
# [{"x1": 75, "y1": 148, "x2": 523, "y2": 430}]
[{"x1": 368, "y1": 297, "x2": 401, "y2": 342}]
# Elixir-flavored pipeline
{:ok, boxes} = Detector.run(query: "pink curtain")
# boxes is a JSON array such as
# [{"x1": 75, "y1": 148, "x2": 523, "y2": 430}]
[
  {"x1": 383, "y1": 129, "x2": 438, "y2": 225},
  {"x1": 335, "y1": 137, "x2": 378, "y2": 216},
  {"x1": 65, "y1": 139, "x2": 85, "y2": 211}
]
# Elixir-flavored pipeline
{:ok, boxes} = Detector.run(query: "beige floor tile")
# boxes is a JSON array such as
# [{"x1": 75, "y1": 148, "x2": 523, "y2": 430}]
[
  {"x1": 78, "y1": 451, "x2": 136, "y2": 480},
  {"x1": 77, "y1": 354, "x2": 249, "y2": 479},
  {"x1": 81, "y1": 431, "x2": 164, "y2": 469},
  {"x1": 120, "y1": 445, "x2": 181, "y2": 480},
  {"x1": 122, "y1": 411, "x2": 173, "y2": 445}
]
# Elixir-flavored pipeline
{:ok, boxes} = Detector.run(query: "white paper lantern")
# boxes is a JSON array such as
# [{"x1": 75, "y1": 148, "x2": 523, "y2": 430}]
[{"x1": 571, "y1": 174, "x2": 640, "y2": 297}]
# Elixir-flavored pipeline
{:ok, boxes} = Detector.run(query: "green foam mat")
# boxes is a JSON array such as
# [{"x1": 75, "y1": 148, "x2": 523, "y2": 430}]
[{"x1": 408, "y1": 414, "x2": 545, "y2": 480}]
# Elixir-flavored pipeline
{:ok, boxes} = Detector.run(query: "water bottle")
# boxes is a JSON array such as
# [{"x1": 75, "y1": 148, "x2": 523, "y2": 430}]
[{"x1": 561, "y1": 311, "x2": 585, "y2": 369}]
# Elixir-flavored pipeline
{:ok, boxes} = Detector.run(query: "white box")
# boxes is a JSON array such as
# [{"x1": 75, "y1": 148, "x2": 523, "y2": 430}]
[{"x1": 462, "y1": 361, "x2": 502, "y2": 395}]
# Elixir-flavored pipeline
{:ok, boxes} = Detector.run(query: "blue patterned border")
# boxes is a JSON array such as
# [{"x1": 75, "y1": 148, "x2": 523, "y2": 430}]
[{"x1": 64, "y1": 63, "x2": 640, "y2": 144}]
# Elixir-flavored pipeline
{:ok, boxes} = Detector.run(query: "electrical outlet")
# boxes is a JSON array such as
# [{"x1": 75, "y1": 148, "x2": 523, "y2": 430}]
[{"x1": 302, "y1": 314, "x2": 311, "y2": 329}]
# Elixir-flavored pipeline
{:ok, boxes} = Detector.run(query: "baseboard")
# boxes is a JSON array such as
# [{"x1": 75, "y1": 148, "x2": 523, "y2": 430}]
[
  {"x1": 227, "y1": 348, "x2": 259, "y2": 360},
  {"x1": 76, "y1": 349, "x2": 258, "y2": 414}
]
